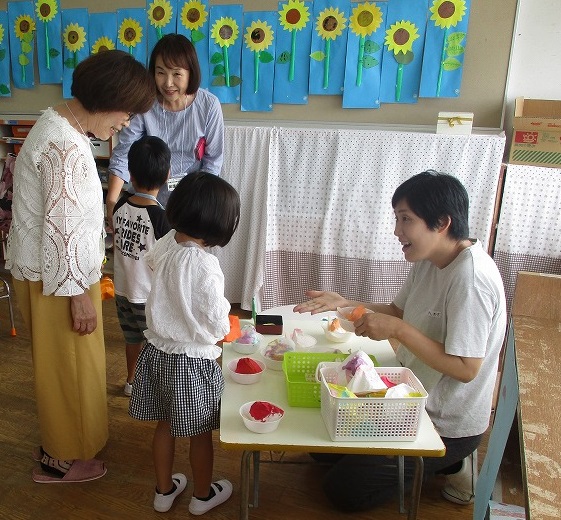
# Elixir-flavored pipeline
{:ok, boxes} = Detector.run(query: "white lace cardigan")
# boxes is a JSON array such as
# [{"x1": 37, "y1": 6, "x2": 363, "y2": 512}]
[{"x1": 6, "y1": 107, "x2": 105, "y2": 296}]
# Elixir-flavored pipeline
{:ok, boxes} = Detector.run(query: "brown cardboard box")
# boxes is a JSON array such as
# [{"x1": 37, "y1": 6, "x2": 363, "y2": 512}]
[{"x1": 509, "y1": 97, "x2": 561, "y2": 168}]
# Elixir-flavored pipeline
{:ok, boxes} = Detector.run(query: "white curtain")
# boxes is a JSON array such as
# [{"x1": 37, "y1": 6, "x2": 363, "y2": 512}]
[
  {"x1": 216, "y1": 125, "x2": 506, "y2": 310},
  {"x1": 214, "y1": 125, "x2": 271, "y2": 310},
  {"x1": 264, "y1": 128, "x2": 506, "y2": 308},
  {"x1": 494, "y1": 164, "x2": 561, "y2": 311}
]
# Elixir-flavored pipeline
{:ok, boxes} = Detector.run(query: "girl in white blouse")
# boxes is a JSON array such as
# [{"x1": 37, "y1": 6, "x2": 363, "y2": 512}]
[{"x1": 129, "y1": 171, "x2": 240, "y2": 515}]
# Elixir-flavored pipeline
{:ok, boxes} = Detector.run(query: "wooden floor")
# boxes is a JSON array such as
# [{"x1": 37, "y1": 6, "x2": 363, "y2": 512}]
[{"x1": 0, "y1": 277, "x2": 519, "y2": 520}]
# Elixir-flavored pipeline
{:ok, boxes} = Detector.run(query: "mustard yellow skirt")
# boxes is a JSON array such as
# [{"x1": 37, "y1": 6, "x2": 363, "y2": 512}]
[{"x1": 14, "y1": 279, "x2": 108, "y2": 460}]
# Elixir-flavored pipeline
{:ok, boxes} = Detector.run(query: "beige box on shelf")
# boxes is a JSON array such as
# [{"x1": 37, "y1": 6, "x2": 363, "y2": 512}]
[
  {"x1": 90, "y1": 139, "x2": 112, "y2": 159},
  {"x1": 509, "y1": 97, "x2": 561, "y2": 168},
  {"x1": 436, "y1": 112, "x2": 474, "y2": 135}
]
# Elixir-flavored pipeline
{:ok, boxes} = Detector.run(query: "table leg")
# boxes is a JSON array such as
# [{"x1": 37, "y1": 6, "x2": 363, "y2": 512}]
[
  {"x1": 398, "y1": 455, "x2": 405, "y2": 514},
  {"x1": 240, "y1": 451, "x2": 252, "y2": 520},
  {"x1": 407, "y1": 456, "x2": 424, "y2": 520},
  {"x1": 252, "y1": 451, "x2": 260, "y2": 507}
]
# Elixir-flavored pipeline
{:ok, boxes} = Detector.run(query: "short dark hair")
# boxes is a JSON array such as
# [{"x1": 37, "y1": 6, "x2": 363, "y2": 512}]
[
  {"x1": 128, "y1": 136, "x2": 170, "y2": 191},
  {"x1": 391, "y1": 170, "x2": 470, "y2": 240},
  {"x1": 71, "y1": 50, "x2": 155, "y2": 114},
  {"x1": 149, "y1": 33, "x2": 201, "y2": 95},
  {"x1": 166, "y1": 171, "x2": 240, "y2": 247}
]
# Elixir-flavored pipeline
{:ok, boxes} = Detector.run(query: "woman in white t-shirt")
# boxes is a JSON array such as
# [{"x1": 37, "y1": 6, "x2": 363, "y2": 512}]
[{"x1": 294, "y1": 171, "x2": 507, "y2": 512}]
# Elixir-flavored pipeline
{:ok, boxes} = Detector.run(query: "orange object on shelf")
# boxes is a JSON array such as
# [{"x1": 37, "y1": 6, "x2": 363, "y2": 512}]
[{"x1": 12, "y1": 125, "x2": 32, "y2": 138}]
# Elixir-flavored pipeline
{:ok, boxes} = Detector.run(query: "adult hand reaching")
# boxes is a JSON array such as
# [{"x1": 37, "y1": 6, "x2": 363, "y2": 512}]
[{"x1": 293, "y1": 290, "x2": 349, "y2": 315}]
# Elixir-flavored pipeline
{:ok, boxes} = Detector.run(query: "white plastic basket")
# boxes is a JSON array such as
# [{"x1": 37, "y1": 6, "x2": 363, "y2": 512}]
[{"x1": 319, "y1": 366, "x2": 428, "y2": 441}]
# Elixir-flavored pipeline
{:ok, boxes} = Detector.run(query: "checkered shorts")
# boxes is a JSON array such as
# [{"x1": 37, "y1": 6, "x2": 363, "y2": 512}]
[
  {"x1": 128, "y1": 343, "x2": 224, "y2": 437},
  {"x1": 115, "y1": 295, "x2": 147, "y2": 344}
]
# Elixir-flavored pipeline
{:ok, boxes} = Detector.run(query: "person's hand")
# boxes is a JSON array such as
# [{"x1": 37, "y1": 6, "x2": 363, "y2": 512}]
[
  {"x1": 105, "y1": 199, "x2": 116, "y2": 231},
  {"x1": 354, "y1": 311, "x2": 400, "y2": 342},
  {"x1": 70, "y1": 292, "x2": 97, "y2": 335},
  {"x1": 105, "y1": 173, "x2": 125, "y2": 231},
  {"x1": 293, "y1": 290, "x2": 349, "y2": 315}
]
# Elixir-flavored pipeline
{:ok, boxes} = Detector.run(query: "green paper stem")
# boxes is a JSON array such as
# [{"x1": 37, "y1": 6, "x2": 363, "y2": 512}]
[
  {"x1": 44, "y1": 22, "x2": 50, "y2": 70},
  {"x1": 289, "y1": 30, "x2": 296, "y2": 81},
  {"x1": 323, "y1": 39, "x2": 331, "y2": 89},
  {"x1": 396, "y1": 62, "x2": 403, "y2": 101},
  {"x1": 129, "y1": 45, "x2": 133, "y2": 55},
  {"x1": 73, "y1": 51, "x2": 78, "y2": 69},
  {"x1": 190, "y1": 29, "x2": 194, "y2": 44},
  {"x1": 20, "y1": 43, "x2": 25, "y2": 83},
  {"x1": 436, "y1": 27, "x2": 449, "y2": 97},
  {"x1": 356, "y1": 35, "x2": 365, "y2": 87},
  {"x1": 223, "y1": 46, "x2": 230, "y2": 87},
  {"x1": 157, "y1": 27, "x2": 162, "y2": 40},
  {"x1": 254, "y1": 51, "x2": 259, "y2": 93}
]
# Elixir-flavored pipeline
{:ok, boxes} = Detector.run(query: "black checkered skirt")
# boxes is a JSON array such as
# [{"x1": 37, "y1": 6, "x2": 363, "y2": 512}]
[{"x1": 129, "y1": 342, "x2": 224, "y2": 437}]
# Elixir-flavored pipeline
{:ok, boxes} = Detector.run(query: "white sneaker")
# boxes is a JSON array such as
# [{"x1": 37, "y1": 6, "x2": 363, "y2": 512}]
[
  {"x1": 441, "y1": 451, "x2": 478, "y2": 505},
  {"x1": 124, "y1": 382, "x2": 133, "y2": 396},
  {"x1": 188, "y1": 479, "x2": 233, "y2": 515},
  {"x1": 153, "y1": 473, "x2": 188, "y2": 512}
]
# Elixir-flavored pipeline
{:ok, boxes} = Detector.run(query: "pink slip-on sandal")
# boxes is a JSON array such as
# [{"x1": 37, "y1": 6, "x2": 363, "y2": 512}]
[{"x1": 32, "y1": 458, "x2": 106, "y2": 484}]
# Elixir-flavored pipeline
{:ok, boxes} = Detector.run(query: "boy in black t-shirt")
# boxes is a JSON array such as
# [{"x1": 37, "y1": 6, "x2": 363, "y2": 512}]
[{"x1": 112, "y1": 136, "x2": 171, "y2": 396}]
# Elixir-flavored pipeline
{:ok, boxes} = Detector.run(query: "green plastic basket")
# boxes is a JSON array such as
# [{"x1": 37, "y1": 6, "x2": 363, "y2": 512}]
[{"x1": 282, "y1": 352, "x2": 378, "y2": 408}]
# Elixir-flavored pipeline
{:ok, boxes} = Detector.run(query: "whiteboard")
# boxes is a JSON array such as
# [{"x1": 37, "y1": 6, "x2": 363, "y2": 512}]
[{"x1": 503, "y1": 0, "x2": 561, "y2": 149}]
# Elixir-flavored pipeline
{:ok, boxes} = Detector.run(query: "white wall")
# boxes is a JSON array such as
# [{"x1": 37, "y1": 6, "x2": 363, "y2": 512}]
[{"x1": 503, "y1": 0, "x2": 561, "y2": 150}]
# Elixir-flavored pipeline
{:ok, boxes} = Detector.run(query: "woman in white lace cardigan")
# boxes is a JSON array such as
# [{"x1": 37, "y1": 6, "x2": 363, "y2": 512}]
[{"x1": 5, "y1": 50, "x2": 155, "y2": 484}]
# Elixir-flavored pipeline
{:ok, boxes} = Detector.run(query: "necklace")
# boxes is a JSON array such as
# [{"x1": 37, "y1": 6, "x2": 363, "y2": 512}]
[{"x1": 65, "y1": 101, "x2": 89, "y2": 139}]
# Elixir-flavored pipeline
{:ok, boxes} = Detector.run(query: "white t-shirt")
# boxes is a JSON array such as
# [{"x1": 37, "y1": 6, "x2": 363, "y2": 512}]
[
  {"x1": 112, "y1": 194, "x2": 170, "y2": 303},
  {"x1": 143, "y1": 230, "x2": 230, "y2": 359},
  {"x1": 393, "y1": 240, "x2": 506, "y2": 438}
]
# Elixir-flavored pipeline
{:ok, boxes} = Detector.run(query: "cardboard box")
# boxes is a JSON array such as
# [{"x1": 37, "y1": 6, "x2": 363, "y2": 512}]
[
  {"x1": 509, "y1": 97, "x2": 561, "y2": 168},
  {"x1": 436, "y1": 112, "x2": 474, "y2": 135}
]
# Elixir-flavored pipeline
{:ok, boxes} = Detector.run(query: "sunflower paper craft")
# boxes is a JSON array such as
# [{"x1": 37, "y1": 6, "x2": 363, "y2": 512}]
[
  {"x1": 147, "y1": 0, "x2": 173, "y2": 41},
  {"x1": 278, "y1": 0, "x2": 310, "y2": 81},
  {"x1": 180, "y1": 0, "x2": 208, "y2": 44},
  {"x1": 36, "y1": 0, "x2": 58, "y2": 70},
  {"x1": 429, "y1": 0, "x2": 466, "y2": 96},
  {"x1": 119, "y1": 18, "x2": 143, "y2": 55},
  {"x1": 384, "y1": 20, "x2": 419, "y2": 102},
  {"x1": 210, "y1": 16, "x2": 239, "y2": 87},
  {"x1": 14, "y1": 14, "x2": 36, "y2": 83},
  {"x1": 311, "y1": 7, "x2": 347, "y2": 89},
  {"x1": 63, "y1": 23, "x2": 86, "y2": 69},
  {"x1": 244, "y1": 20, "x2": 274, "y2": 93},
  {"x1": 349, "y1": 2, "x2": 383, "y2": 87},
  {"x1": 92, "y1": 36, "x2": 115, "y2": 54}
]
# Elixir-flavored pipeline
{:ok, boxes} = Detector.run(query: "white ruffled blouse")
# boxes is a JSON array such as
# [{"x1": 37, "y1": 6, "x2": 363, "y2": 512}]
[{"x1": 6, "y1": 107, "x2": 105, "y2": 296}]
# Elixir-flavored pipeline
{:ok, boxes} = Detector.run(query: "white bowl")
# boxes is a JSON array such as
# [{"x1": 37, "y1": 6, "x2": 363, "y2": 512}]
[
  {"x1": 239, "y1": 401, "x2": 284, "y2": 433},
  {"x1": 231, "y1": 333, "x2": 263, "y2": 355},
  {"x1": 227, "y1": 358, "x2": 265, "y2": 385},
  {"x1": 291, "y1": 330, "x2": 318, "y2": 351},
  {"x1": 260, "y1": 338, "x2": 295, "y2": 371},
  {"x1": 336, "y1": 306, "x2": 374, "y2": 332},
  {"x1": 321, "y1": 318, "x2": 353, "y2": 343}
]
